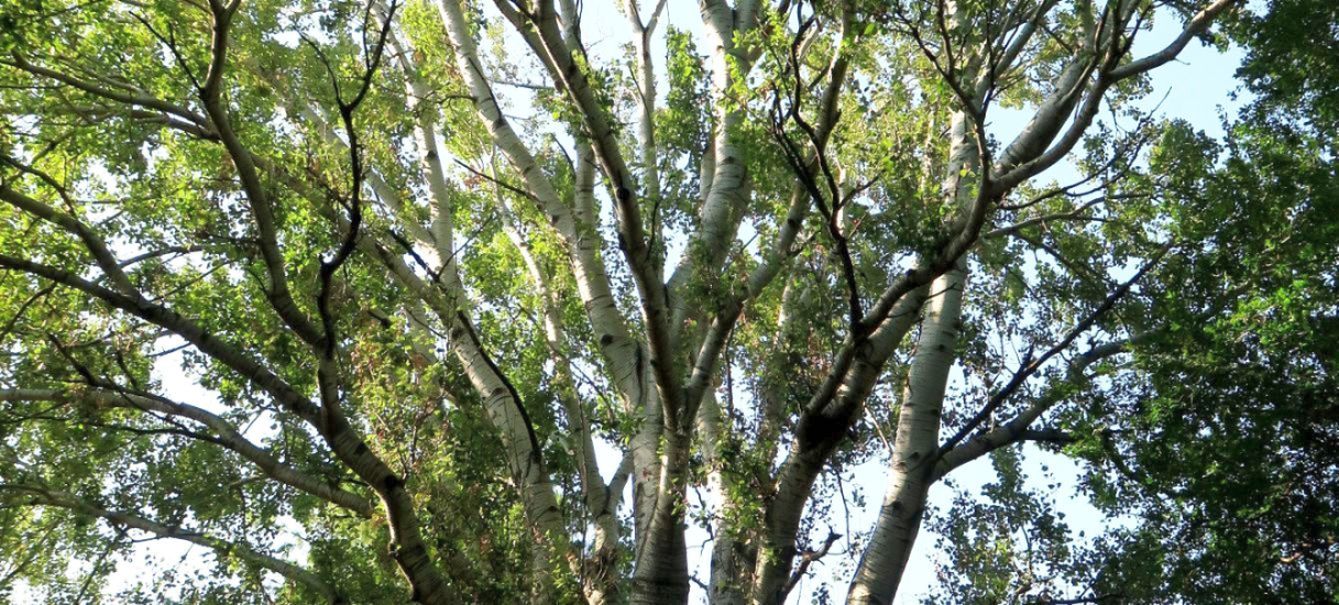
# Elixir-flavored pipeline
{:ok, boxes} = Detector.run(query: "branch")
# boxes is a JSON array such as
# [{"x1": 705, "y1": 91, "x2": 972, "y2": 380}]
[
  {"x1": 681, "y1": 4, "x2": 860, "y2": 425},
  {"x1": 490, "y1": 0, "x2": 679, "y2": 423},
  {"x1": 782, "y1": 530, "x2": 841, "y2": 600},
  {"x1": 309, "y1": 0, "x2": 398, "y2": 436},
  {"x1": 932, "y1": 336, "x2": 1144, "y2": 481},
  {"x1": 666, "y1": 0, "x2": 772, "y2": 298},
  {"x1": 5, "y1": 53, "x2": 212, "y2": 129},
  {"x1": 0, "y1": 253, "x2": 323, "y2": 425},
  {"x1": 994, "y1": 0, "x2": 1236, "y2": 191},
  {"x1": 621, "y1": 0, "x2": 663, "y2": 202},
  {"x1": 337, "y1": 208, "x2": 571, "y2": 567},
  {"x1": 983, "y1": 195, "x2": 1109, "y2": 239},
  {"x1": 936, "y1": 243, "x2": 1173, "y2": 463},
  {"x1": 436, "y1": 0, "x2": 643, "y2": 416},
  {"x1": 1108, "y1": 0, "x2": 1238, "y2": 80},
  {"x1": 3, "y1": 484, "x2": 342, "y2": 602},
  {"x1": 0, "y1": 388, "x2": 373, "y2": 516},
  {"x1": 495, "y1": 183, "x2": 609, "y2": 514},
  {"x1": 0, "y1": 168, "x2": 139, "y2": 297},
  {"x1": 198, "y1": 0, "x2": 325, "y2": 350}
]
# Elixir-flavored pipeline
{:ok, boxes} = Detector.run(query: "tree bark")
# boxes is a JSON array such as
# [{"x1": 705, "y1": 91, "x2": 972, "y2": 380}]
[
  {"x1": 749, "y1": 289, "x2": 927, "y2": 604},
  {"x1": 629, "y1": 431, "x2": 691, "y2": 605},
  {"x1": 846, "y1": 264, "x2": 966, "y2": 604},
  {"x1": 848, "y1": 102, "x2": 979, "y2": 603}
]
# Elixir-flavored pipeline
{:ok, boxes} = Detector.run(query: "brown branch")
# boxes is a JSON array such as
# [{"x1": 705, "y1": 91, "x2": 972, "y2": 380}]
[
  {"x1": 936, "y1": 243, "x2": 1174, "y2": 463},
  {"x1": 198, "y1": 0, "x2": 325, "y2": 350},
  {"x1": 782, "y1": 530, "x2": 842, "y2": 599}
]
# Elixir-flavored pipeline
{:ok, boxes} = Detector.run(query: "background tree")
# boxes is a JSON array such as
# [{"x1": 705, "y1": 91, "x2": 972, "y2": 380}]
[{"x1": 0, "y1": 0, "x2": 1330, "y2": 603}]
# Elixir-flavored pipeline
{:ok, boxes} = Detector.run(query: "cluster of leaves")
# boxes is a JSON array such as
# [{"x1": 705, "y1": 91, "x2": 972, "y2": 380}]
[{"x1": 1087, "y1": 117, "x2": 1338, "y2": 601}]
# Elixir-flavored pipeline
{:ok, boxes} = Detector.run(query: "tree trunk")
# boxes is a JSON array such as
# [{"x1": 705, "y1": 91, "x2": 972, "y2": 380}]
[
  {"x1": 847, "y1": 264, "x2": 966, "y2": 604},
  {"x1": 629, "y1": 432, "x2": 691, "y2": 605},
  {"x1": 749, "y1": 288, "x2": 928, "y2": 604},
  {"x1": 847, "y1": 104, "x2": 978, "y2": 604}
]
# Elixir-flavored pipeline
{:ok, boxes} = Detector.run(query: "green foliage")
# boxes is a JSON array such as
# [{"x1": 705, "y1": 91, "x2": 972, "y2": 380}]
[
  {"x1": 1090, "y1": 117, "x2": 1339, "y2": 601},
  {"x1": 925, "y1": 450, "x2": 1082, "y2": 604}
]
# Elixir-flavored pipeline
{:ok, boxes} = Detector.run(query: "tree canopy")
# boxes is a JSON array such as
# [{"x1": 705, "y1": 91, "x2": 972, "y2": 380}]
[{"x1": 0, "y1": 0, "x2": 1333, "y2": 603}]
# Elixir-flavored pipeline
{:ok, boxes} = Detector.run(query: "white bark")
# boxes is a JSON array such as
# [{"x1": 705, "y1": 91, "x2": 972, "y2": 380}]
[
  {"x1": 698, "y1": 388, "x2": 752, "y2": 605},
  {"x1": 846, "y1": 265, "x2": 966, "y2": 604},
  {"x1": 498, "y1": 187, "x2": 623, "y2": 604},
  {"x1": 439, "y1": 0, "x2": 644, "y2": 415},
  {"x1": 624, "y1": 0, "x2": 665, "y2": 202},
  {"x1": 848, "y1": 100, "x2": 980, "y2": 604}
]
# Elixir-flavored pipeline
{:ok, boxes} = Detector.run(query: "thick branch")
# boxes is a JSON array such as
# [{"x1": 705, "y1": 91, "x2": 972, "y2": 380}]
[
  {"x1": 491, "y1": 0, "x2": 680, "y2": 424},
  {"x1": 199, "y1": 1, "x2": 325, "y2": 350},
  {"x1": 1108, "y1": 0, "x2": 1238, "y2": 80}
]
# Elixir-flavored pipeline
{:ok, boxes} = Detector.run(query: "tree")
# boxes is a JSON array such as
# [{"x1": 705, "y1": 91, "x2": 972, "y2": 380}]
[{"x1": 0, "y1": 0, "x2": 1329, "y2": 603}]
